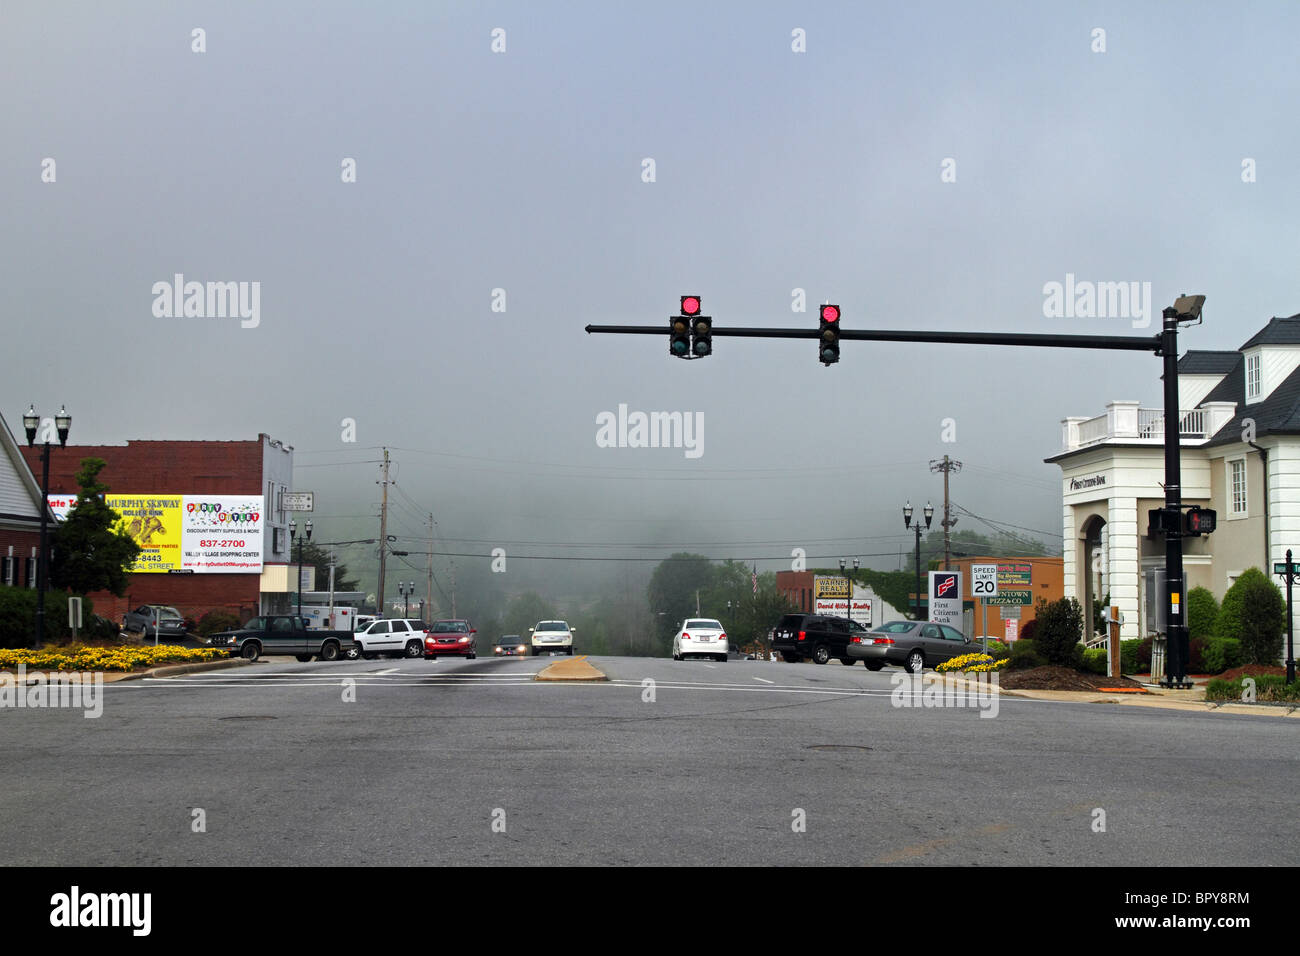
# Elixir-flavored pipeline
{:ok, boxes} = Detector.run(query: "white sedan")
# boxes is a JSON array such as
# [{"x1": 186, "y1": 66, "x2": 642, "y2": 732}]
[{"x1": 672, "y1": 619, "x2": 729, "y2": 662}]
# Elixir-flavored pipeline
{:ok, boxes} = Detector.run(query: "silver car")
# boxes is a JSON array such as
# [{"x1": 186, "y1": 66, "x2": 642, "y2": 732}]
[
  {"x1": 846, "y1": 620, "x2": 979, "y2": 673},
  {"x1": 122, "y1": 604, "x2": 187, "y2": 638}
]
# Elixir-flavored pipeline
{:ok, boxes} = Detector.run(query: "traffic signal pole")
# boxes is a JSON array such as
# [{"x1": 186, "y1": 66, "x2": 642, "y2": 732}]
[{"x1": 588, "y1": 298, "x2": 1205, "y2": 687}]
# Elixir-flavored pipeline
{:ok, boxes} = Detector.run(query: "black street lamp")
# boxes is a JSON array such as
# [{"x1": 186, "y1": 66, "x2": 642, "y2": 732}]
[
  {"x1": 290, "y1": 518, "x2": 312, "y2": 616},
  {"x1": 22, "y1": 404, "x2": 70, "y2": 649},
  {"x1": 399, "y1": 582, "x2": 414, "y2": 618},
  {"x1": 903, "y1": 501, "x2": 934, "y2": 621}
]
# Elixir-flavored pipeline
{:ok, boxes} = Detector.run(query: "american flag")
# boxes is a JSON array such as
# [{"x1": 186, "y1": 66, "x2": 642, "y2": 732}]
[{"x1": 752, "y1": 565, "x2": 758, "y2": 595}]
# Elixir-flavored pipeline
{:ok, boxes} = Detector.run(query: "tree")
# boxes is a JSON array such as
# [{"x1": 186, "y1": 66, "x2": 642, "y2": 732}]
[
  {"x1": 1032, "y1": 596, "x2": 1084, "y2": 667},
  {"x1": 1214, "y1": 569, "x2": 1284, "y2": 665},
  {"x1": 647, "y1": 553, "x2": 714, "y2": 649},
  {"x1": 295, "y1": 541, "x2": 360, "y2": 593},
  {"x1": 50, "y1": 458, "x2": 141, "y2": 596},
  {"x1": 500, "y1": 591, "x2": 558, "y2": 638},
  {"x1": 1187, "y1": 586, "x2": 1220, "y2": 641}
]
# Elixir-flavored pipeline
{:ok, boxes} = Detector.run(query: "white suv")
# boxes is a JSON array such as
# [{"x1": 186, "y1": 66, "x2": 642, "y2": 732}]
[
  {"x1": 673, "y1": 619, "x2": 729, "y2": 662},
  {"x1": 530, "y1": 620, "x2": 575, "y2": 656},
  {"x1": 354, "y1": 618, "x2": 429, "y2": 659}
]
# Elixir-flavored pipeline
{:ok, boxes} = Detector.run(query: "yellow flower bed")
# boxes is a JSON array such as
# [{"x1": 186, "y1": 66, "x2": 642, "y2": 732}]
[
  {"x1": 0, "y1": 645, "x2": 229, "y2": 672},
  {"x1": 936, "y1": 652, "x2": 1011, "y2": 674}
]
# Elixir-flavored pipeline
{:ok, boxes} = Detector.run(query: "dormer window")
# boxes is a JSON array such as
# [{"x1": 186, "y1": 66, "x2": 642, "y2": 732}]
[{"x1": 1246, "y1": 352, "x2": 1262, "y2": 400}]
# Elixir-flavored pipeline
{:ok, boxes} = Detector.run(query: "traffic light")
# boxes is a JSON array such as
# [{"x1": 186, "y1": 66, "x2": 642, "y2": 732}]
[
  {"x1": 1184, "y1": 507, "x2": 1217, "y2": 536},
  {"x1": 672, "y1": 295, "x2": 709, "y2": 359},
  {"x1": 692, "y1": 315, "x2": 712, "y2": 356},
  {"x1": 819, "y1": 303, "x2": 841, "y2": 365}
]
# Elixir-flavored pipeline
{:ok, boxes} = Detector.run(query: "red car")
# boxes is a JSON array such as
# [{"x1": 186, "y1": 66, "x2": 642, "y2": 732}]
[{"x1": 424, "y1": 619, "x2": 477, "y2": 659}]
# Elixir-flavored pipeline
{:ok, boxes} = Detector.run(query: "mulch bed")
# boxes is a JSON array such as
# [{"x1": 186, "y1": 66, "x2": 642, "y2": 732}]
[
  {"x1": 1217, "y1": 664, "x2": 1288, "y2": 682},
  {"x1": 997, "y1": 665, "x2": 1146, "y2": 692}
]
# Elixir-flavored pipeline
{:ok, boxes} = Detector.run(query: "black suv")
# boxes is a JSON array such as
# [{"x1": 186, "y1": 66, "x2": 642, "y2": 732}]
[{"x1": 772, "y1": 613, "x2": 872, "y2": 665}]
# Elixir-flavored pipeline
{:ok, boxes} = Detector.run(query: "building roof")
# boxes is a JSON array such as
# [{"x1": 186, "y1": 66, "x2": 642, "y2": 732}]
[
  {"x1": 1177, "y1": 350, "x2": 1240, "y2": 375},
  {"x1": 1205, "y1": 359, "x2": 1300, "y2": 447},
  {"x1": 0, "y1": 411, "x2": 52, "y2": 527},
  {"x1": 1239, "y1": 313, "x2": 1300, "y2": 350}
]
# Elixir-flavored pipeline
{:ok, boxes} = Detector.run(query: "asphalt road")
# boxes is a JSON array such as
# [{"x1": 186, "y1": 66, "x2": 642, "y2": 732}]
[{"x1": 1, "y1": 654, "x2": 1296, "y2": 866}]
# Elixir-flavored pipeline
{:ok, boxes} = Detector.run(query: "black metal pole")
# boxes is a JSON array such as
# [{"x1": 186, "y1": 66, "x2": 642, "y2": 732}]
[
  {"x1": 33, "y1": 442, "x2": 51, "y2": 649},
  {"x1": 1287, "y1": 549, "x2": 1295, "y2": 685},
  {"x1": 1160, "y1": 308, "x2": 1189, "y2": 688},
  {"x1": 296, "y1": 537, "x2": 303, "y2": 617},
  {"x1": 914, "y1": 525, "x2": 922, "y2": 621}
]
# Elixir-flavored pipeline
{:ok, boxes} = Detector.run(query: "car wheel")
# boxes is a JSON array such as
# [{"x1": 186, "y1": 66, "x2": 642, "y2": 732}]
[
  {"x1": 361, "y1": 651, "x2": 377, "y2": 661},
  {"x1": 905, "y1": 649, "x2": 925, "y2": 673},
  {"x1": 343, "y1": 645, "x2": 360, "y2": 660},
  {"x1": 784, "y1": 654, "x2": 801, "y2": 663},
  {"x1": 673, "y1": 652, "x2": 680, "y2": 661},
  {"x1": 405, "y1": 640, "x2": 422, "y2": 659},
  {"x1": 469, "y1": 652, "x2": 477, "y2": 659},
  {"x1": 240, "y1": 643, "x2": 260, "y2": 662},
  {"x1": 319, "y1": 641, "x2": 340, "y2": 662},
  {"x1": 839, "y1": 657, "x2": 855, "y2": 666},
  {"x1": 866, "y1": 662, "x2": 884, "y2": 671},
  {"x1": 716, "y1": 655, "x2": 726, "y2": 663},
  {"x1": 812, "y1": 644, "x2": 831, "y2": 665},
  {"x1": 295, "y1": 654, "x2": 313, "y2": 663},
  {"x1": 567, "y1": 647, "x2": 573, "y2": 656}
]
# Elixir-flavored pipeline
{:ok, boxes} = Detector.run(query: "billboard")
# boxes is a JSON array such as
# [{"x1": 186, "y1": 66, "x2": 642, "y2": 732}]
[
  {"x1": 813, "y1": 575, "x2": 850, "y2": 600},
  {"x1": 814, "y1": 597, "x2": 872, "y2": 627},
  {"x1": 49, "y1": 494, "x2": 264, "y2": 573}
]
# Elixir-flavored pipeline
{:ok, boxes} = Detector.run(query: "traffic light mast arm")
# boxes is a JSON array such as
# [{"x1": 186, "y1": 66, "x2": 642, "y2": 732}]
[{"x1": 588, "y1": 324, "x2": 1162, "y2": 352}]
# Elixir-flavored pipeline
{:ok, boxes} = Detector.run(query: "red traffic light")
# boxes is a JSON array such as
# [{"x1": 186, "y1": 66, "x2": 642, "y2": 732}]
[
  {"x1": 681, "y1": 296, "x2": 701, "y2": 317},
  {"x1": 820, "y1": 304, "x2": 840, "y2": 323}
]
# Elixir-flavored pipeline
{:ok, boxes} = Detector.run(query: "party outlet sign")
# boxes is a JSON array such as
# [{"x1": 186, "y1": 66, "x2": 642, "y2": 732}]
[
  {"x1": 49, "y1": 494, "x2": 265, "y2": 573},
  {"x1": 929, "y1": 571, "x2": 963, "y2": 628}
]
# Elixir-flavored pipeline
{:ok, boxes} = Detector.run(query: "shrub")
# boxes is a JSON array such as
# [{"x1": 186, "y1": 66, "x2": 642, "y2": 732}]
[
  {"x1": 1007, "y1": 640, "x2": 1045, "y2": 670},
  {"x1": 1187, "y1": 637, "x2": 1207, "y2": 674},
  {"x1": 1018, "y1": 619, "x2": 1039, "y2": 643},
  {"x1": 1201, "y1": 637, "x2": 1242, "y2": 675},
  {"x1": 1214, "y1": 568, "x2": 1284, "y2": 665},
  {"x1": 197, "y1": 610, "x2": 242, "y2": 637},
  {"x1": 1205, "y1": 674, "x2": 1300, "y2": 703},
  {"x1": 1187, "y1": 587, "x2": 1220, "y2": 640},
  {"x1": 1120, "y1": 638, "x2": 1143, "y2": 675},
  {"x1": 985, "y1": 640, "x2": 1011, "y2": 661},
  {"x1": 1135, "y1": 636, "x2": 1154, "y2": 672},
  {"x1": 0, "y1": 586, "x2": 99, "y2": 648},
  {"x1": 1082, "y1": 647, "x2": 1108, "y2": 675},
  {"x1": 1033, "y1": 597, "x2": 1085, "y2": 666}
]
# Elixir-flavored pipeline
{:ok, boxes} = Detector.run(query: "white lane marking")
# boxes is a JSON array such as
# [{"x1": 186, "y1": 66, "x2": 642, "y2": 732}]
[
  {"x1": 700, "y1": 663, "x2": 716, "y2": 669},
  {"x1": 753, "y1": 677, "x2": 774, "y2": 684},
  {"x1": 375, "y1": 669, "x2": 400, "y2": 675}
]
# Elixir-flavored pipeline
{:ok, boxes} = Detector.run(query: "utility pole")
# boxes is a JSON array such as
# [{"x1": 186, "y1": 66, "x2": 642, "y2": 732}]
[
  {"x1": 426, "y1": 513, "x2": 434, "y2": 619},
  {"x1": 930, "y1": 455, "x2": 962, "y2": 570},
  {"x1": 450, "y1": 560, "x2": 457, "y2": 618},
  {"x1": 377, "y1": 447, "x2": 390, "y2": 617},
  {"x1": 328, "y1": 548, "x2": 336, "y2": 626}
]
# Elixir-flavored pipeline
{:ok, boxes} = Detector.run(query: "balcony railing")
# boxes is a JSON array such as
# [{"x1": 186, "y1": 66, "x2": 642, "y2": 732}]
[{"x1": 1064, "y1": 401, "x2": 1226, "y2": 452}]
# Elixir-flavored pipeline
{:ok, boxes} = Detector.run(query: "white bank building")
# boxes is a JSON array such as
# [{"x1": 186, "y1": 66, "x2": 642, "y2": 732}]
[{"x1": 1047, "y1": 312, "x2": 1300, "y2": 642}]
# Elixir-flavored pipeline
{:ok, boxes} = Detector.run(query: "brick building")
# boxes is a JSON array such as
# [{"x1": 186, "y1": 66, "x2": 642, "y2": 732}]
[
  {"x1": 0, "y1": 411, "x2": 48, "y2": 588},
  {"x1": 18, "y1": 433, "x2": 296, "y2": 625}
]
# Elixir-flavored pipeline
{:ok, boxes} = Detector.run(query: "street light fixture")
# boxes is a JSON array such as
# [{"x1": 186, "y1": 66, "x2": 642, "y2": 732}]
[
  {"x1": 903, "y1": 501, "x2": 934, "y2": 621},
  {"x1": 22, "y1": 404, "x2": 70, "y2": 648},
  {"x1": 290, "y1": 518, "x2": 312, "y2": 616}
]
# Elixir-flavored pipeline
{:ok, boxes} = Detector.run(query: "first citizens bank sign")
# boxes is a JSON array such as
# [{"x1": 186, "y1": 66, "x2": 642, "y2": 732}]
[{"x1": 928, "y1": 571, "x2": 963, "y2": 628}]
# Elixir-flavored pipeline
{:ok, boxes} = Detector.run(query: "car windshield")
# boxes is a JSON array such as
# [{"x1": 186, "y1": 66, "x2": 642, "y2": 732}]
[
  {"x1": 536, "y1": 622, "x2": 568, "y2": 631},
  {"x1": 685, "y1": 620, "x2": 722, "y2": 630},
  {"x1": 157, "y1": 608, "x2": 183, "y2": 620},
  {"x1": 876, "y1": 621, "x2": 917, "y2": 633},
  {"x1": 497, "y1": 636, "x2": 521, "y2": 644},
  {"x1": 433, "y1": 621, "x2": 469, "y2": 633}
]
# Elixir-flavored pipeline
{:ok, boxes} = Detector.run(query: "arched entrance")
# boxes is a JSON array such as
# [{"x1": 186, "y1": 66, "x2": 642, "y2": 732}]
[{"x1": 1080, "y1": 514, "x2": 1107, "y2": 639}]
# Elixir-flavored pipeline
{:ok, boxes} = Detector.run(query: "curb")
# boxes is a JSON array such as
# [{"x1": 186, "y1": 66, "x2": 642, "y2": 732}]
[
  {"x1": 535, "y1": 655, "x2": 607, "y2": 682},
  {"x1": 114, "y1": 657, "x2": 253, "y2": 682}
]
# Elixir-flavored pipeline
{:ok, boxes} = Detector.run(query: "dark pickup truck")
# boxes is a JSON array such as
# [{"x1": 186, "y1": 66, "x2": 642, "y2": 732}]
[{"x1": 209, "y1": 615, "x2": 356, "y2": 662}]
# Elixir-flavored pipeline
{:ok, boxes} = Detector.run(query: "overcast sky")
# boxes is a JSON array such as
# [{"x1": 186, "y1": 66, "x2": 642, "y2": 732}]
[{"x1": 4, "y1": 1, "x2": 1298, "y2": 597}]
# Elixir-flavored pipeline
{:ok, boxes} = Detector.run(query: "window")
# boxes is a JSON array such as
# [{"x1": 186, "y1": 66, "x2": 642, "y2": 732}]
[
  {"x1": 1246, "y1": 353, "x2": 1262, "y2": 400},
  {"x1": 25, "y1": 557, "x2": 36, "y2": 588},
  {"x1": 1, "y1": 557, "x2": 10, "y2": 586},
  {"x1": 921, "y1": 624, "x2": 941, "y2": 639},
  {"x1": 940, "y1": 625, "x2": 967, "y2": 642},
  {"x1": 271, "y1": 618, "x2": 293, "y2": 632},
  {"x1": 372, "y1": 621, "x2": 390, "y2": 634},
  {"x1": 1229, "y1": 458, "x2": 1247, "y2": 516}
]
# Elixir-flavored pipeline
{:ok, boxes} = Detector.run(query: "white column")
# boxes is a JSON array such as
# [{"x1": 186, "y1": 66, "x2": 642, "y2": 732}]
[{"x1": 1109, "y1": 495, "x2": 1142, "y2": 641}]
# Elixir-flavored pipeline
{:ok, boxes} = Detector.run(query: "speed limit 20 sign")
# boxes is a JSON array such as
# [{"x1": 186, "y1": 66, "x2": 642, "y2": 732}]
[{"x1": 971, "y1": 564, "x2": 999, "y2": 598}]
